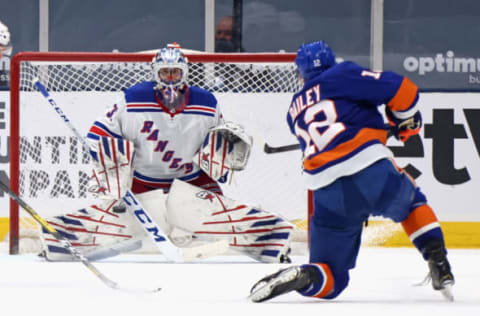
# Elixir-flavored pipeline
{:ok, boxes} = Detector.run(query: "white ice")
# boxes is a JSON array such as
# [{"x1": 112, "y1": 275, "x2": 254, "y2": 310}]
[{"x1": 0, "y1": 248, "x2": 478, "y2": 316}]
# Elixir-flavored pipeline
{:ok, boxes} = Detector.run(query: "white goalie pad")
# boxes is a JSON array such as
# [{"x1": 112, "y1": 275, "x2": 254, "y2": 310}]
[
  {"x1": 166, "y1": 179, "x2": 294, "y2": 263},
  {"x1": 196, "y1": 122, "x2": 253, "y2": 183},
  {"x1": 39, "y1": 189, "x2": 174, "y2": 261},
  {"x1": 88, "y1": 136, "x2": 134, "y2": 200},
  {"x1": 39, "y1": 199, "x2": 143, "y2": 261}
]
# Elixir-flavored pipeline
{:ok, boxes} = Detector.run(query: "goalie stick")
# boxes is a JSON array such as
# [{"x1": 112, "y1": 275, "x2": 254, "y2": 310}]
[
  {"x1": 32, "y1": 78, "x2": 229, "y2": 263},
  {"x1": 0, "y1": 180, "x2": 160, "y2": 293}
]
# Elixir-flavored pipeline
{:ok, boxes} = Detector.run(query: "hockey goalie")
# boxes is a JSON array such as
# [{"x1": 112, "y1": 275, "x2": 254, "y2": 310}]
[{"x1": 38, "y1": 44, "x2": 294, "y2": 263}]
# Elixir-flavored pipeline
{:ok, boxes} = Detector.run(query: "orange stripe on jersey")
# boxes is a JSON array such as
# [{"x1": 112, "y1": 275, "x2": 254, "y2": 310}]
[
  {"x1": 401, "y1": 205, "x2": 438, "y2": 238},
  {"x1": 387, "y1": 77, "x2": 418, "y2": 112},
  {"x1": 303, "y1": 128, "x2": 388, "y2": 171},
  {"x1": 311, "y1": 263, "x2": 334, "y2": 298}
]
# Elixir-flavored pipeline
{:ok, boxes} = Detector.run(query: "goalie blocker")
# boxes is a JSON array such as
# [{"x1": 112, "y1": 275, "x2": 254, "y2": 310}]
[{"x1": 40, "y1": 179, "x2": 294, "y2": 263}]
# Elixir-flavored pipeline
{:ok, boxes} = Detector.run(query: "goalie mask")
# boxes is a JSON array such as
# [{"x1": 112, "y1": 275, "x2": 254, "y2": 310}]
[
  {"x1": 152, "y1": 43, "x2": 189, "y2": 109},
  {"x1": 196, "y1": 122, "x2": 253, "y2": 183}
]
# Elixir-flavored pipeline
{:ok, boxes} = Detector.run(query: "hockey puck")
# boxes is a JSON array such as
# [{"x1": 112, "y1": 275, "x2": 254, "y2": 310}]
[{"x1": 113, "y1": 204, "x2": 126, "y2": 213}]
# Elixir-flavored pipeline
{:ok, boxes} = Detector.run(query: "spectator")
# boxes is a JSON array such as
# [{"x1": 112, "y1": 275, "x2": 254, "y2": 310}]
[
  {"x1": 0, "y1": 20, "x2": 11, "y2": 88},
  {"x1": 215, "y1": 16, "x2": 244, "y2": 52}
]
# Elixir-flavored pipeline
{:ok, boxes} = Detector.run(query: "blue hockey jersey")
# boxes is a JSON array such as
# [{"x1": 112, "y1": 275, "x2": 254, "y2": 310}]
[{"x1": 286, "y1": 61, "x2": 419, "y2": 189}]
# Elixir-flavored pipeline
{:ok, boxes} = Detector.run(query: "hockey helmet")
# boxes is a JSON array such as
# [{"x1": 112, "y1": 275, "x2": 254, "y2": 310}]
[
  {"x1": 152, "y1": 43, "x2": 189, "y2": 89},
  {"x1": 295, "y1": 41, "x2": 336, "y2": 80}
]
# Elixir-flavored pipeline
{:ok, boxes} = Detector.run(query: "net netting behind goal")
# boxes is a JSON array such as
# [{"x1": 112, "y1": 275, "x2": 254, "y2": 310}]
[{"x1": 8, "y1": 51, "x2": 308, "y2": 255}]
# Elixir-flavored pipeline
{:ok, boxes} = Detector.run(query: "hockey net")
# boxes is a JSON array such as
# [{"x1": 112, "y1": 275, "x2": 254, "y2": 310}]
[{"x1": 7, "y1": 51, "x2": 310, "y2": 255}]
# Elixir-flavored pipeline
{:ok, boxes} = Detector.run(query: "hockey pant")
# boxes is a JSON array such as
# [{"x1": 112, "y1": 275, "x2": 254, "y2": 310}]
[{"x1": 298, "y1": 158, "x2": 445, "y2": 299}]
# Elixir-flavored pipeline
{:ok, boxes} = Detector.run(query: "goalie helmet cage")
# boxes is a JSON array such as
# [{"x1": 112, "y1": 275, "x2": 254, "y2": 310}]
[{"x1": 8, "y1": 51, "x2": 311, "y2": 255}]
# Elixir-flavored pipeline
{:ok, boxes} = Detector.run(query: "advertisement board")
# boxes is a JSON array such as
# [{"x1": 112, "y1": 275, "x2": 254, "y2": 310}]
[{"x1": 0, "y1": 91, "x2": 479, "y2": 224}]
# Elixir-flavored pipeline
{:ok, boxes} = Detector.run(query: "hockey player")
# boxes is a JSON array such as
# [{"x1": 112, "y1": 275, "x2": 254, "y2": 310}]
[
  {"x1": 38, "y1": 43, "x2": 293, "y2": 263},
  {"x1": 249, "y1": 41, "x2": 455, "y2": 302}
]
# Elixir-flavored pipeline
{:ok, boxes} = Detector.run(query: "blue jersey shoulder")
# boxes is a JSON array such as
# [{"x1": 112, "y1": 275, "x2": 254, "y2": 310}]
[
  {"x1": 304, "y1": 61, "x2": 403, "y2": 108},
  {"x1": 188, "y1": 86, "x2": 218, "y2": 108},
  {"x1": 124, "y1": 81, "x2": 156, "y2": 103},
  {"x1": 306, "y1": 61, "x2": 362, "y2": 88}
]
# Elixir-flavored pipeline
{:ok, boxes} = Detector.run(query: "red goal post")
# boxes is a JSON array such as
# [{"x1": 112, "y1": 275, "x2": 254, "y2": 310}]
[{"x1": 8, "y1": 51, "x2": 308, "y2": 255}]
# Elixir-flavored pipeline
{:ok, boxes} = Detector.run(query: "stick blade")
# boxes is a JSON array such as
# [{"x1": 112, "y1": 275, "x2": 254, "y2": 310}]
[{"x1": 264, "y1": 143, "x2": 300, "y2": 154}]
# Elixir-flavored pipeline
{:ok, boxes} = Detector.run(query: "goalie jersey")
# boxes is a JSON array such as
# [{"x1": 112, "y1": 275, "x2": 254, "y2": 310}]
[
  {"x1": 287, "y1": 61, "x2": 419, "y2": 189},
  {"x1": 86, "y1": 81, "x2": 223, "y2": 192}
]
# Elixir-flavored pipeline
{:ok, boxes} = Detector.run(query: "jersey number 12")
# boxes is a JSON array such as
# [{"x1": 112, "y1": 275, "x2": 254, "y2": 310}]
[{"x1": 294, "y1": 100, "x2": 345, "y2": 156}]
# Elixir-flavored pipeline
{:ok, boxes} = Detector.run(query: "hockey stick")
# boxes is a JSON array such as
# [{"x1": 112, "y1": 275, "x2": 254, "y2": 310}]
[
  {"x1": 32, "y1": 78, "x2": 228, "y2": 262},
  {"x1": 264, "y1": 143, "x2": 300, "y2": 154},
  {"x1": 264, "y1": 129, "x2": 394, "y2": 154},
  {"x1": 0, "y1": 180, "x2": 160, "y2": 293}
]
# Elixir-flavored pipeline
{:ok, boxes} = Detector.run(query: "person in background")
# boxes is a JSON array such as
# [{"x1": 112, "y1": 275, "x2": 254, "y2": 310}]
[
  {"x1": 249, "y1": 40, "x2": 455, "y2": 303},
  {"x1": 0, "y1": 20, "x2": 11, "y2": 88},
  {"x1": 215, "y1": 16, "x2": 244, "y2": 52}
]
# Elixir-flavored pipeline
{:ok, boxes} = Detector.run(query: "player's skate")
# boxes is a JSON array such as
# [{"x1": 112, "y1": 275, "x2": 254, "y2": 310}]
[
  {"x1": 424, "y1": 240, "x2": 455, "y2": 301},
  {"x1": 249, "y1": 266, "x2": 314, "y2": 302}
]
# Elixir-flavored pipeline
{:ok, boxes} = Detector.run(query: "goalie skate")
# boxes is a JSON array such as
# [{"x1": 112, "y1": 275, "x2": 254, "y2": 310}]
[{"x1": 249, "y1": 266, "x2": 311, "y2": 303}]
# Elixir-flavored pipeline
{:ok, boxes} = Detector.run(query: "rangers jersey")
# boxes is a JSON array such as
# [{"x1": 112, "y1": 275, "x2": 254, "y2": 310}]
[
  {"x1": 287, "y1": 61, "x2": 419, "y2": 189},
  {"x1": 87, "y1": 81, "x2": 223, "y2": 192}
]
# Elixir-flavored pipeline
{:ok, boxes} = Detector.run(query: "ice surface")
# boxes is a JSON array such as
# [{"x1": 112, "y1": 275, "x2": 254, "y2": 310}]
[{"x1": 0, "y1": 248, "x2": 478, "y2": 316}]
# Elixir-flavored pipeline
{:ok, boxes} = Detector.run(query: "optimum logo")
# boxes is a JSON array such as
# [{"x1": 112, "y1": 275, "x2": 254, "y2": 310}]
[{"x1": 403, "y1": 51, "x2": 480, "y2": 75}]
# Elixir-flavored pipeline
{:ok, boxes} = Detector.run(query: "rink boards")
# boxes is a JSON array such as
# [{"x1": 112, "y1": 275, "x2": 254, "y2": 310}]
[{"x1": 0, "y1": 91, "x2": 479, "y2": 247}]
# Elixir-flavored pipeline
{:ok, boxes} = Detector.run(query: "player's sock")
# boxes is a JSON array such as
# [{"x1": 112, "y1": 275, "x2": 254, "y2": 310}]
[{"x1": 401, "y1": 204, "x2": 445, "y2": 258}]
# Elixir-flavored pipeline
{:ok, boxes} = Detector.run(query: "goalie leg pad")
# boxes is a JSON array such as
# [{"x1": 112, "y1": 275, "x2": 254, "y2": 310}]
[
  {"x1": 166, "y1": 179, "x2": 294, "y2": 263},
  {"x1": 39, "y1": 199, "x2": 143, "y2": 261},
  {"x1": 133, "y1": 188, "x2": 177, "y2": 248}
]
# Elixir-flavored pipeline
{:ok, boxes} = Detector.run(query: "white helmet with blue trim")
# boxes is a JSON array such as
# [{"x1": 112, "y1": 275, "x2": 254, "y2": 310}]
[{"x1": 152, "y1": 43, "x2": 189, "y2": 90}]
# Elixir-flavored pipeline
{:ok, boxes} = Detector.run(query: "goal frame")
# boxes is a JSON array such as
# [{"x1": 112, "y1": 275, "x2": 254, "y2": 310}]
[{"x1": 8, "y1": 51, "x2": 298, "y2": 254}]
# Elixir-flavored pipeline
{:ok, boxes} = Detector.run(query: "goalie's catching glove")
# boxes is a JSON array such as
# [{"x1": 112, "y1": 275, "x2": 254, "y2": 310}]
[
  {"x1": 385, "y1": 107, "x2": 422, "y2": 142},
  {"x1": 196, "y1": 122, "x2": 253, "y2": 183}
]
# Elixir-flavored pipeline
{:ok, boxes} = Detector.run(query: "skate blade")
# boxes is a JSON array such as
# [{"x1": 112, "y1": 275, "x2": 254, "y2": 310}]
[
  {"x1": 440, "y1": 283, "x2": 454, "y2": 302},
  {"x1": 248, "y1": 268, "x2": 299, "y2": 303}
]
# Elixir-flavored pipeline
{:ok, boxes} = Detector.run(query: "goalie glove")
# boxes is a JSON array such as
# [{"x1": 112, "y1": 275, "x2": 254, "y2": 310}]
[
  {"x1": 385, "y1": 107, "x2": 422, "y2": 142},
  {"x1": 88, "y1": 136, "x2": 134, "y2": 200},
  {"x1": 196, "y1": 122, "x2": 253, "y2": 183}
]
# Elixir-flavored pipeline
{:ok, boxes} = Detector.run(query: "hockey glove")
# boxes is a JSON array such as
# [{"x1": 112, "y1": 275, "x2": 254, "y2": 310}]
[
  {"x1": 195, "y1": 122, "x2": 253, "y2": 183},
  {"x1": 88, "y1": 136, "x2": 134, "y2": 200},
  {"x1": 385, "y1": 107, "x2": 422, "y2": 142}
]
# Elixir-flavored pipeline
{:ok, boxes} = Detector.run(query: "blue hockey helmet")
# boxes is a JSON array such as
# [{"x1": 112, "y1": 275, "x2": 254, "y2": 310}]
[{"x1": 295, "y1": 41, "x2": 336, "y2": 80}]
